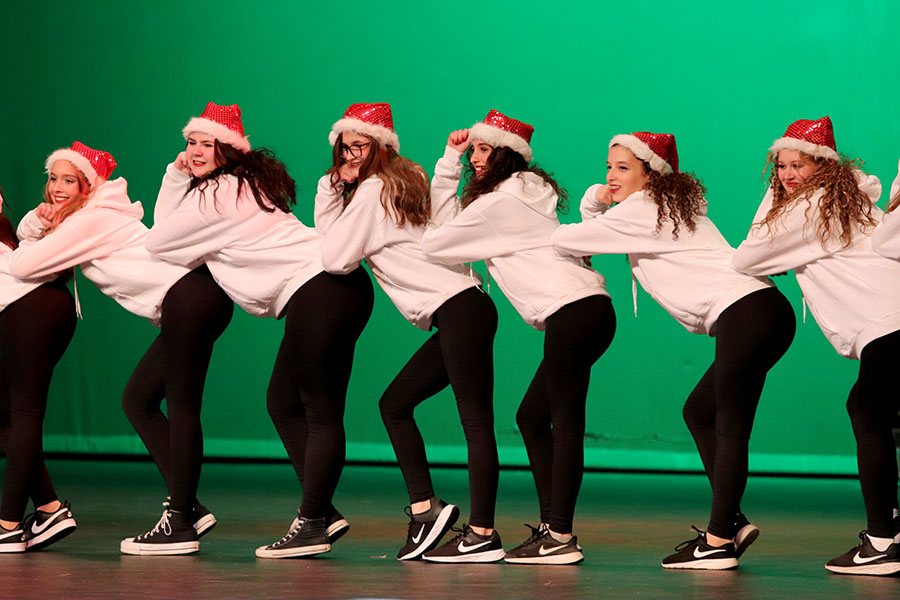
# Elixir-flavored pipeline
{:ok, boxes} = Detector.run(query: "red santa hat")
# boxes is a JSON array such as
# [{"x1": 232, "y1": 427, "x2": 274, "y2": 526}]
[
  {"x1": 609, "y1": 132, "x2": 678, "y2": 174},
  {"x1": 769, "y1": 116, "x2": 839, "y2": 162},
  {"x1": 329, "y1": 103, "x2": 400, "y2": 151},
  {"x1": 182, "y1": 102, "x2": 251, "y2": 153},
  {"x1": 469, "y1": 109, "x2": 534, "y2": 162},
  {"x1": 45, "y1": 141, "x2": 118, "y2": 188}
]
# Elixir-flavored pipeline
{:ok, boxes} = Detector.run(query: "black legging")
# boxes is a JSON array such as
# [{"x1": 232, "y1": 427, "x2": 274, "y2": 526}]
[
  {"x1": 266, "y1": 268, "x2": 373, "y2": 519},
  {"x1": 683, "y1": 287, "x2": 795, "y2": 539},
  {"x1": 516, "y1": 294, "x2": 616, "y2": 534},
  {"x1": 847, "y1": 328, "x2": 900, "y2": 538},
  {"x1": 0, "y1": 280, "x2": 76, "y2": 522},
  {"x1": 121, "y1": 266, "x2": 234, "y2": 513},
  {"x1": 379, "y1": 287, "x2": 498, "y2": 528}
]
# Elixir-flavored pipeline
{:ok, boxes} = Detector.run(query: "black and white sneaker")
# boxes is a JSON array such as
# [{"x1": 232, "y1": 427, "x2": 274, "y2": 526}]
[
  {"x1": 422, "y1": 524, "x2": 505, "y2": 563},
  {"x1": 397, "y1": 497, "x2": 459, "y2": 561},
  {"x1": 120, "y1": 509, "x2": 200, "y2": 556},
  {"x1": 290, "y1": 507, "x2": 350, "y2": 544},
  {"x1": 504, "y1": 524, "x2": 584, "y2": 565},
  {"x1": 256, "y1": 516, "x2": 331, "y2": 558},
  {"x1": 825, "y1": 531, "x2": 900, "y2": 576},
  {"x1": 734, "y1": 513, "x2": 759, "y2": 558},
  {"x1": 162, "y1": 497, "x2": 216, "y2": 537},
  {"x1": 23, "y1": 501, "x2": 77, "y2": 551},
  {"x1": 0, "y1": 523, "x2": 25, "y2": 553},
  {"x1": 661, "y1": 526, "x2": 738, "y2": 570}
]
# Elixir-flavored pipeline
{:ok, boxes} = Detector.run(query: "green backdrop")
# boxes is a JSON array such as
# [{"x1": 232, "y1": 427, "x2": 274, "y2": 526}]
[{"x1": 2, "y1": 1, "x2": 899, "y2": 475}]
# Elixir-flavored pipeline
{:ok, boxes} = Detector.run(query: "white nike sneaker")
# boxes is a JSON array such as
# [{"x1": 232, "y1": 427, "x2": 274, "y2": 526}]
[
  {"x1": 422, "y1": 523, "x2": 505, "y2": 563},
  {"x1": 661, "y1": 526, "x2": 738, "y2": 570},
  {"x1": 825, "y1": 531, "x2": 900, "y2": 576}
]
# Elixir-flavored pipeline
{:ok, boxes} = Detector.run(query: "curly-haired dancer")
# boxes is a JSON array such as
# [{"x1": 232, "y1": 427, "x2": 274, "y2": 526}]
[
  {"x1": 734, "y1": 117, "x2": 900, "y2": 576},
  {"x1": 553, "y1": 131, "x2": 795, "y2": 570}
]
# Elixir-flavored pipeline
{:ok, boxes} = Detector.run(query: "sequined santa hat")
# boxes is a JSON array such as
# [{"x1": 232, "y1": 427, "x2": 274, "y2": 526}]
[
  {"x1": 182, "y1": 102, "x2": 251, "y2": 153},
  {"x1": 329, "y1": 103, "x2": 400, "y2": 151},
  {"x1": 469, "y1": 109, "x2": 534, "y2": 162},
  {"x1": 769, "y1": 116, "x2": 839, "y2": 162},
  {"x1": 609, "y1": 132, "x2": 678, "y2": 174},
  {"x1": 45, "y1": 141, "x2": 118, "y2": 188}
]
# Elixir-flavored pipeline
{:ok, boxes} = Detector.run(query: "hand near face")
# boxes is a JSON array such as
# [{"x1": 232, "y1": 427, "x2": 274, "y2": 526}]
[
  {"x1": 35, "y1": 202, "x2": 57, "y2": 228},
  {"x1": 447, "y1": 129, "x2": 471, "y2": 153},
  {"x1": 595, "y1": 184, "x2": 615, "y2": 206},
  {"x1": 174, "y1": 151, "x2": 192, "y2": 176},
  {"x1": 339, "y1": 163, "x2": 359, "y2": 184}
]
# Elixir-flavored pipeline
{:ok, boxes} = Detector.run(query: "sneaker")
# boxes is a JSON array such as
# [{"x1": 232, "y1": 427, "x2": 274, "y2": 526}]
[
  {"x1": 163, "y1": 497, "x2": 216, "y2": 537},
  {"x1": 504, "y1": 524, "x2": 584, "y2": 565},
  {"x1": 734, "y1": 513, "x2": 759, "y2": 558},
  {"x1": 255, "y1": 516, "x2": 331, "y2": 558},
  {"x1": 422, "y1": 524, "x2": 505, "y2": 563},
  {"x1": 120, "y1": 509, "x2": 200, "y2": 556},
  {"x1": 289, "y1": 507, "x2": 350, "y2": 544},
  {"x1": 661, "y1": 526, "x2": 738, "y2": 570},
  {"x1": 0, "y1": 523, "x2": 25, "y2": 553},
  {"x1": 23, "y1": 501, "x2": 77, "y2": 551},
  {"x1": 397, "y1": 497, "x2": 460, "y2": 561},
  {"x1": 825, "y1": 531, "x2": 900, "y2": 576}
]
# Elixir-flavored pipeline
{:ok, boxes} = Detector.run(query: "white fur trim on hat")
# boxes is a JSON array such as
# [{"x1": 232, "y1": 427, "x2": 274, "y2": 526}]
[
  {"x1": 609, "y1": 134, "x2": 673, "y2": 174},
  {"x1": 768, "y1": 137, "x2": 839, "y2": 162},
  {"x1": 329, "y1": 118, "x2": 400, "y2": 152},
  {"x1": 45, "y1": 149, "x2": 100, "y2": 187},
  {"x1": 469, "y1": 122, "x2": 533, "y2": 162},
  {"x1": 182, "y1": 117, "x2": 251, "y2": 153}
]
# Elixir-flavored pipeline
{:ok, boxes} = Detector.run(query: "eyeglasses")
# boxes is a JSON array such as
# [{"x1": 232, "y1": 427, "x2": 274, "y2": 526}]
[{"x1": 340, "y1": 142, "x2": 371, "y2": 158}]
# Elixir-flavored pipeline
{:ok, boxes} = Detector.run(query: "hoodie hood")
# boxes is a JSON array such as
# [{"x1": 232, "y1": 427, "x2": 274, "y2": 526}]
[
  {"x1": 856, "y1": 171, "x2": 882, "y2": 204},
  {"x1": 87, "y1": 177, "x2": 144, "y2": 219},
  {"x1": 496, "y1": 171, "x2": 558, "y2": 217}
]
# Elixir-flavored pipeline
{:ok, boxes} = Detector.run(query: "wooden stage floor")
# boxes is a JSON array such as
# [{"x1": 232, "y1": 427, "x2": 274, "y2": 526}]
[{"x1": 0, "y1": 459, "x2": 897, "y2": 599}]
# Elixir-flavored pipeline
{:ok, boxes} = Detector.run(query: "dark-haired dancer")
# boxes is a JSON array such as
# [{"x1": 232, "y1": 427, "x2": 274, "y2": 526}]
[
  {"x1": 11, "y1": 142, "x2": 233, "y2": 555},
  {"x1": 733, "y1": 117, "x2": 900, "y2": 576},
  {"x1": 422, "y1": 110, "x2": 615, "y2": 564},
  {"x1": 553, "y1": 132, "x2": 795, "y2": 570},
  {"x1": 147, "y1": 102, "x2": 373, "y2": 558},
  {"x1": 0, "y1": 189, "x2": 77, "y2": 553},
  {"x1": 316, "y1": 103, "x2": 499, "y2": 562}
]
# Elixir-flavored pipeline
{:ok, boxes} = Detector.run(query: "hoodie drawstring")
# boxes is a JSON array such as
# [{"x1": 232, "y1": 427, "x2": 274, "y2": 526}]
[
  {"x1": 801, "y1": 293, "x2": 807, "y2": 324},
  {"x1": 631, "y1": 273, "x2": 638, "y2": 318},
  {"x1": 73, "y1": 270, "x2": 83, "y2": 320}
]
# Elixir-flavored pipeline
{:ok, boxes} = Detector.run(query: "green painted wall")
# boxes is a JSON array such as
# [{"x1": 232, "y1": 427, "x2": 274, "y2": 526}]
[{"x1": 2, "y1": 1, "x2": 899, "y2": 475}]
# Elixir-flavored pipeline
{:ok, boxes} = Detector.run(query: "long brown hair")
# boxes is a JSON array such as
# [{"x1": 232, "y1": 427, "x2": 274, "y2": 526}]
[
  {"x1": 189, "y1": 141, "x2": 296, "y2": 213},
  {"x1": 460, "y1": 145, "x2": 567, "y2": 212},
  {"x1": 0, "y1": 186, "x2": 17, "y2": 250},
  {"x1": 756, "y1": 153, "x2": 876, "y2": 248},
  {"x1": 327, "y1": 133, "x2": 430, "y2": 227},
  {"x1": 888, "y1": 188, "x2": 900, "y2": 213},
  {"x1": 42, "y1": 163, "x2": 92, "y2": 232},
  {"x1": 630, "y1": 156, "x2": 707, "y2": 240}
]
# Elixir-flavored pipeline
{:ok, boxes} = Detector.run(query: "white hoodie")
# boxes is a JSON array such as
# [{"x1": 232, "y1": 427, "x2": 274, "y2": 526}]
[
  {"x1": 870, "y1": 161, "x2": 900, "y2": 258},
  {"x1": 146, "y1": 163, "x2": 324, "y2": 319},
  {"x1": 11, "y1": 178, "x2": 190, "y2": 325},
  {"x1": 316, "y1": 174, "x2": 477, "y2": 330},
  {"x1": 552, "y1": 185, "x2": 772, "y2": 336},
  {"x1": 421, "y1": 146, "x2": 608, "y2": 331},
  {"x1": 0, "y1": 244, "x2": 55, "y2": 313},
  {"x1": 732, "y1": 174, "x2": 900, "y2": 359}
]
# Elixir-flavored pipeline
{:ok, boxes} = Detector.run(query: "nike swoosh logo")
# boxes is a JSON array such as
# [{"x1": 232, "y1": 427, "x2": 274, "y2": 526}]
[
  {"x1": 853, "y1": 551, "x2": 887, "y2": 564},
  {"x1": 538, "y1": 544, "x2": 567, "y2": 556},
  {"x1": 458, "y1": 540, "x2": 491, "y2": 553},
  {"x1": 411, "y1": 524, "x2": 425, "y2": 544},
  {"x1": 693, "y1": 547, "x2": 727, "y2": 558}
]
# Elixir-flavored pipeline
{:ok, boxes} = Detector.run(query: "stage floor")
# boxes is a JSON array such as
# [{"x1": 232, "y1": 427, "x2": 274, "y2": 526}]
[{"x1": 0, "y1": 459, "x2": 897, "y2": 599}]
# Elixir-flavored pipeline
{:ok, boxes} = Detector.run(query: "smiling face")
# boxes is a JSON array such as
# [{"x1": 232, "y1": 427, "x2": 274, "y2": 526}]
[
  {"x1": 46, "y1": 160, "x2": 88, "y2": 207},
  {"x1": 776, "y1": 149, "x2": 817, "y2": 192},
  {"x1": 185, "y1": 132, "x2": 220, "y2": 178},
  {"x1": 606, "y1": 145, "x2": 650, "y2": 202},
  {"x1": 470, "y1": 140, "x2": 493, "y2": 178}
]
